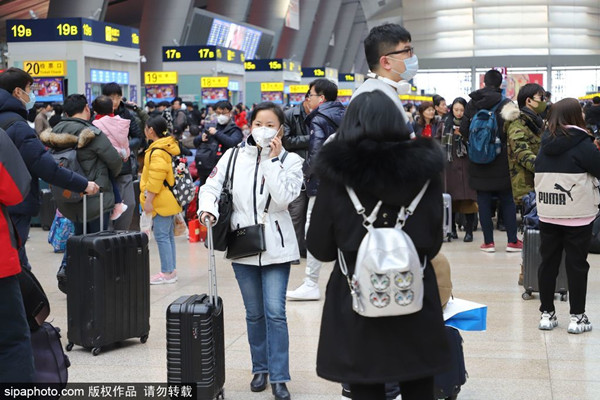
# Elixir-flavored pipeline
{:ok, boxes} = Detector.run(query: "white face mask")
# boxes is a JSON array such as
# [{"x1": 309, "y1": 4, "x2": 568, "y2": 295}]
[
  {"x1": 252, "y1": 126, "x2": 279, "y2": 148},
  {"x1": 217, "y1": 114, "x2": 230, "y2": 125}
]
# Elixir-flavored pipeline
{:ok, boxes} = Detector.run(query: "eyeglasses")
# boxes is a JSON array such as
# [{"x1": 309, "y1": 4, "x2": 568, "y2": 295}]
[
  {"x1": 385, "y1": 47, "x2": 415, "y2": 57},
  {"x1": 533, "y1": 96, "x2": 546, "y2": 102},
  {"x1": 308, "y1": 93, "x2": 322, "y2": 98}
]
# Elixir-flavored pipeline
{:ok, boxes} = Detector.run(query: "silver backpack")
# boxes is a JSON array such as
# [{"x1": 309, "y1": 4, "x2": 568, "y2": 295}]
[{"x1": 338, "y1": 180, "x2": 430, "y2": 318}]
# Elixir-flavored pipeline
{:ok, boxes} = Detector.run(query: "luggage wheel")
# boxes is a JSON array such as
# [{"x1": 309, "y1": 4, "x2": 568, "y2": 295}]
[
  {"x1": 560, "y1": 293, "x2": 568, "y2": 302},
  {"x1": 522, "y1": 291, "x2": 533, "y2": 300},
  {"x1": 65, "y1": 342, "x2": 74, "y2": 352},
  {"x1": 140, "y1": 334, "x2": 149, "y2": 344},
  {"x1": 92, "y1": 347, "x2": 101, "y2": 356}
]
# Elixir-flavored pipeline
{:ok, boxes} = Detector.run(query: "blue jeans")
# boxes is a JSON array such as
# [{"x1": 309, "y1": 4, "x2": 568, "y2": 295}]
[
  {"x1": 0, "y1": 275, "x2": 35, "y2": 382},
  {"x1": 61, "y1": 212, "x2": 110, "y2": 267},
  {"x1": 477, "y1": 189, "x2": 518, "y2": 244},
  {"x1": 232, "y1": 262, "x2": 291, "y2": 383},
  {"x1": 153, "y1": 214, "x2": 176, "y2": 273}
]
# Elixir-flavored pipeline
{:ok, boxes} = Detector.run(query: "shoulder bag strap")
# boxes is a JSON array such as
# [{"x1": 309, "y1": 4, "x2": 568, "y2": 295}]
[
  {"x1": 259, "y1": 150, "x2": 288, "y2": 223},
  {"x1": 396, "y1": 179, "x2": 430, "y2": 228},
  {"x1": 223, "y1": 147, "x2": 239, "y2": 191},
  {"x1": 345, "y1": 186, "x2": 383, "y2": 228}
]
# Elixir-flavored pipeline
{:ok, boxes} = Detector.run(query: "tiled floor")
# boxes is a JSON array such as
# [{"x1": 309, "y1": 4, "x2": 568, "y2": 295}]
[{"x1": 27, "y1": 226, "x2": 600, "y2": 399}]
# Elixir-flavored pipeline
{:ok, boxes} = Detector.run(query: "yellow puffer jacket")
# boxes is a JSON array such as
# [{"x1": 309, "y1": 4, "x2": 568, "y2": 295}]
[{"x1": 140, "y1": 136, "x2": 182, "y2": 217}]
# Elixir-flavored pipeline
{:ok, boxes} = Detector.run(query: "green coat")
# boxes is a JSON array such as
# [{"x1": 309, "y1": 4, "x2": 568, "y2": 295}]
[
  {"x1": 40, "y1": 118, "x2": 122, "y2": 222},
  {"x1": 503, "y1": 103, "x2": 542, "y2": 203}
]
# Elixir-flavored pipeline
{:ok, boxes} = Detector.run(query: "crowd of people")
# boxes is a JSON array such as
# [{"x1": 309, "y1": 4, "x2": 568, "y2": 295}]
[{"x1": 1, "y1": 20, "x2": 600, "y2": 400}]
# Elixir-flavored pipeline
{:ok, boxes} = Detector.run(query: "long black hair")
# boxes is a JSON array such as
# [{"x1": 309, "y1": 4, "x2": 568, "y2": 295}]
[{"x1": 335, "y1": 90, "x2": 410, "y2": 144}]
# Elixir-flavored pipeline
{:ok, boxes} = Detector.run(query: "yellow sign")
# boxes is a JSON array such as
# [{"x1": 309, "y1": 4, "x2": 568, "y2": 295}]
[
  {"x1": 261, "y1": 82, "x2": 284, "y2": 92},
  {"x1": 244, "y1": 61, "x2": 256, "y2": 71},
  {"x1": 289, "y1": 85, "x2": 309, "y2": 94},
  {"x1": 399, "y1": 95, "x2": 433, "y2": 102},
  {"x1": 144, "y1": 71, "x2": 178, "y2": 85},
  {"x1": 579, "y1": 93, "x2": 600, "y2": 100},
  {"x1": 338, "y1": 89, "x2": 353, "y2": 97},
  {"x1": 201, "y1": 76, "x2": 229, "y2": 88},
  {"x1": 23, "y1": 60, "x2": 66, "y2": 77}
]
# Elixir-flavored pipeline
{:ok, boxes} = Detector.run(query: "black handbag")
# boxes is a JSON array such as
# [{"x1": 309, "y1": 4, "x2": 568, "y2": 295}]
[
  {"x1": 225, "y1": 222, "x2": 267, "y2": 259},
  {"x1": 207, "y1": 147, "x2": 239, "y2": 251}
]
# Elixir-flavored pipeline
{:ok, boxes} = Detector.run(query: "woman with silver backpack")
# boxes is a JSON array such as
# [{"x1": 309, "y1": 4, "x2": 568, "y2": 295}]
[{"x1": 306, "y1": 90, "x2": 451, "y2": 400}]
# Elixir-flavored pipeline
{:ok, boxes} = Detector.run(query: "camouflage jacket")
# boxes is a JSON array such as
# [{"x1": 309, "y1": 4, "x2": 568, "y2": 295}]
[{"x1": 502, "y1": 103, "x2": 543, "y2": 203}]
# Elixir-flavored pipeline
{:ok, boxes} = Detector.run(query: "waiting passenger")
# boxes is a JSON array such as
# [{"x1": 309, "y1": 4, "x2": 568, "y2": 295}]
[
  {"x1": 535, "y1": 98, "x2": 600, "y2": 334},
  {"x1": 413, "y1": 101, "x2": 442, "y2": 138},
  {"x1": 306, "y1": 90, "x2": 450, "y2": 400},
  {"x1": 199, "y1": 102, "x2": 303, "y2": 400}
]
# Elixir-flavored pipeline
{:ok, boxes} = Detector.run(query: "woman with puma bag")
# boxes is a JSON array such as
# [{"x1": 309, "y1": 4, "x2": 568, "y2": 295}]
[
  {"x1": 534, "y1": 98, "x2": 600, "y2": 334},
  {"x1": 306, "y1": 90, "x2": 451, "y2": 400}
]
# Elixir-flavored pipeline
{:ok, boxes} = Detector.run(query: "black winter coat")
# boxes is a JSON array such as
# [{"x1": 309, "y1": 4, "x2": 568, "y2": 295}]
[
  {"x1": 306, "y1": 136, "x2": 451, "y2": 384},
  {"x1": 304, "y1": 101, "x2": 345, "y2": 196},
  {"x1": 283, "y1": 105, "x2": 309, "y2": 160},
  {"x1": 0, "y1": 89, "x2": 87, "y2": 216},
  {"x1": 114, "y1": 102, "x2": 143, "y2": 176},
  {"x1": 459, "y1": 87, "x2": 512, "y2": 192},
  {"x1": 193, "y1": 121, "x2": 242, "y2": 176}
]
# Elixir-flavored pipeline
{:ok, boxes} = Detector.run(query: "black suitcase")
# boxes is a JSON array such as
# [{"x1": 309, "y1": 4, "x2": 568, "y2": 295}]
[
  {"x1": 167, "y1": 219, "x2": 225, "y2": 400},
  {"x1": 31, "y1": 322, "x2": 70, "y2": 389},
  {"x1": 434, "y1": 326, "x2": 467, "y2": 400},
  {"x1": 65, "y1": 194, "x2": 150, "y2": 355},
  {"x1": 522, "y1": 228, "x2": 568, "y2": 301},
  {"x1": 40, "y1": 188, "x2": 56, "y2": 231}
]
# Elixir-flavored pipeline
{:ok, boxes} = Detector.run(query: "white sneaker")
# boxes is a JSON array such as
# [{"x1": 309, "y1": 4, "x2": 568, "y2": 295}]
[
  {"x1": 568, "y1": 314, "x2": 592, "y2": 334},
  {"x1": 539, "y1": 311, "x2": 558, "y2": 330},
  {"x1": 286, "y1": 279, "x2": 320, "y2": 301}
]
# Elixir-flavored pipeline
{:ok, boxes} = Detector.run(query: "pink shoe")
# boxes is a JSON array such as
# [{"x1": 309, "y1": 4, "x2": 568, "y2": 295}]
[
  {"x1": 150, "y1": 271, "x2": 177, "y2": 285},
  {"x1": 480, "y1": 242, "x2": 495, "y2": 253},
  {"x1": 110, "y1": 202, "x2": 128, "y2": 220},
  {"x1": 506, "y1": 239, "x2": 523, "y2": 252}
]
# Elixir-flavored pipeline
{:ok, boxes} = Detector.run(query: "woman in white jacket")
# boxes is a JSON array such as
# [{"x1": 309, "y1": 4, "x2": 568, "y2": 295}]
[{"x1": 199, "y1": 102, "x2": 303, "y2": 400}]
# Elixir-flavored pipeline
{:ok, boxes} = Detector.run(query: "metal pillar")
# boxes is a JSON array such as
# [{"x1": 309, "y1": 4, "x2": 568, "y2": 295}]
[
  {"x1": 326, "y1": 1, "x2": 359, "y2": 71},
  {"x1": 247, "y1": 0, "x2": 290, "y2": 58},
  {"x1": 303, "y1": 0, "x2": 343, "y2": 67},
  {"x1": 275, "y1": 0, "x2": 322, "y2": 60},
  {"x1": 48, "y1": 0, "x2": 108, "y2": 19}
]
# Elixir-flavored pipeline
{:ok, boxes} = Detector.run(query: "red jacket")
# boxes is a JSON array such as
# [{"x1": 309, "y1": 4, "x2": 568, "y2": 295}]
[
  {"x1": 234, "y1": 110, "x2": 248, "y2": 128},
  {"x1": 0, "y1": 129, "x2": 31, "y2": 278}
]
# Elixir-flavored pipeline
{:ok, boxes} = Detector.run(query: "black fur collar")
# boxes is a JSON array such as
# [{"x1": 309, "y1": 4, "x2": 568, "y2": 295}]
[{"x1": 316, "y1": 137, "x2": 445, "y2": 194}]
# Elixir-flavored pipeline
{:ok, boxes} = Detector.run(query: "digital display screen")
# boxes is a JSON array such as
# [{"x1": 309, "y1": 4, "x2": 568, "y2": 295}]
[
  {"x1": 261, "y1": 92, "x2": 283, "y2": 104},
  {"x1": 32, "y1": 77, "x2": 64, "y2": 103},
  {"x1": 288, "y1": 93, "x2": 305, "y2": 105},
  {"x1": 90, "y1": 69, "x2": 129, "y2": 85},
  {"x1": 145, "y1": 85, "x2": 177, "y2": 103},
  {"x1": 201, "y1": 87, "x2": 229, "y2": 104},
  {"x1": 207, "y1": 18, "x2": 261, "y2": 60}
]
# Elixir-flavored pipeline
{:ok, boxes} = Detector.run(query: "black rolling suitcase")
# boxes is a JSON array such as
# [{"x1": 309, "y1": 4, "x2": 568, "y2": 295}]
[
  {"x1": 65, "y1": 194, "x2": 150, "y2": 356},
  {"x1": 522, "y1": 228, "x2": 568, "y2": 301},
  {"x1": 434, "y1": 326, "x2": 467, "y2": 400},
  {"x1": 167, "y1": 218, "x2": 225, "y2": 400},
  {"x1": 40, "y1": 188, "x2": 57, "y2": 231}
]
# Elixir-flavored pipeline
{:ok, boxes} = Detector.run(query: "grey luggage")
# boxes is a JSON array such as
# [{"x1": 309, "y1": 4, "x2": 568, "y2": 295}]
[
  {"x1": 522, "y1": 228, "x2": 568, "y2": 301},
  {"x1": 443, "y1": 193, "x2": 453, "y2": 241}
]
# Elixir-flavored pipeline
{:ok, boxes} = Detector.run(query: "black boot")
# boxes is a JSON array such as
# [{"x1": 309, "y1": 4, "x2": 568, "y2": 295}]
[
  {"x1": 271, "y1": 383, "x2": 291, "y2": 400},
  {"x1": 250, "y1": 373, "x2": 268, "y2": 392}
]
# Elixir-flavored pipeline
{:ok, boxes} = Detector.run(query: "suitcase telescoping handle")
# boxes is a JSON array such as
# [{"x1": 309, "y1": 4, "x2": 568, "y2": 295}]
[
  {"x1": 205, "y1": 216, "x2": 219, "y2": 306},
  {"x1": 82, "y1": 192, "x2": 104, "y2": 235}
]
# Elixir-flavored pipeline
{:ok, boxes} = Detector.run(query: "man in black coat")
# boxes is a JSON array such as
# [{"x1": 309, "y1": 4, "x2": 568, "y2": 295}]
[
  {"x1": 194, "y1": 100, "x2": 243, "y2": 184},
  {"x1": 102, "y1": 82, "x2": 143, "y2": 230},
  {"x1": 283, "y1": 94, "x2": 310, "y2": 260},
  {"x1": 287, "y1": 79, "x2": 345, "y2": 301},
  {"x1": 459, "y1": 69, "x2": 521, "y2": 253},
  {"x1": 0, "y1": 68, "x2": 98, "y2": 270},
  {"x1": 585, "y1": 96, "x2": 600, "y2": 131}
]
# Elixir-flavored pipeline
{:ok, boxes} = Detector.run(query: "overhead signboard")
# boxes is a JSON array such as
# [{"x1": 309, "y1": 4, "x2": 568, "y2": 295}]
[
  {"x1": 162, "y1": 46, "x2": 244, "y2": 64},
  {"x1": 245, "y1": 59, "x2": 301, "y2": 73},
  {"x1": 7, "y1": 18, "x2": 139, "y2": 48},
  {"x1": 338, "y1": 89, "x2": 353, "y2": 96},
  {"x1": 201, "y1": 76, "x2": 229, "y2": 88},
  {"x1": 24, "y1": 60, "x2": 66, "y2": 77},
  {"x1": 289, "y1": 85, "x2": 309, "y2": 94},
  {"x1": 339, "y1": 73, "x2": 355, "y2": 82},
  {"x1": 144, "y1": 71, "x2": 178, "y2": 85},
  {"x1": 90, "y1": 69, "x2": 129, "y2": 85}
]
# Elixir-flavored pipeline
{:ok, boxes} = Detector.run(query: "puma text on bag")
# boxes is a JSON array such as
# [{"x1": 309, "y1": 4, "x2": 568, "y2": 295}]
[
  {"x1": 467, "y1": 101, "x2": 503, "y2": 164},
  {"x1": 338, "y1": 180, "x2": 430, "y2": 318},
  {"x1": 151, "y1": 148, "x2": 195, "y2": 207}
]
